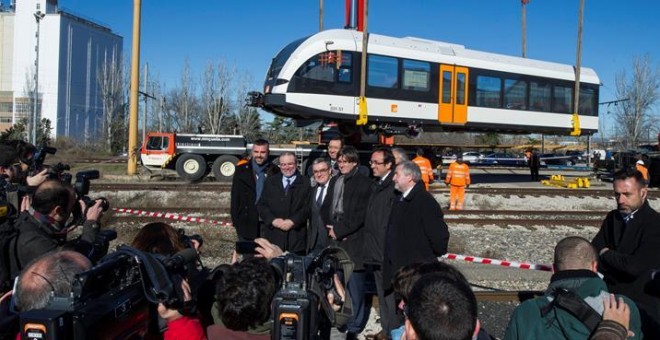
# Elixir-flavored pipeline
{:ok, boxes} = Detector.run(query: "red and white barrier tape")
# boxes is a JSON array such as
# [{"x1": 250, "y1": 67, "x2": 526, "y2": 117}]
[
  {"x1": 112, "y1": 208, "x2": 234, "y2": 228},
  {"x1": 442, "y1": 253, "x2": 552, "y2": 272}
]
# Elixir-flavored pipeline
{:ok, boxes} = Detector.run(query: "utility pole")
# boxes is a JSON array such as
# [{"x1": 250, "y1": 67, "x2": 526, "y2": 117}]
[
  {"x1": 128, "y1": 0, "x2": 142, "y2": 175},
  {"x1": 571, "y1": 0, "x2": 585, "y2": 136},
  {"x1": 521, "y1": 0, "x2": 529, "y2": 58},
  {"x1": 32, "y1": 10, "x2": 45, "y2": 144},
  {"x1": 319, "y1": 0, "x2": 323, "y2": 31},
  {"x1": 142, "y1": 63, "x2": 148, "y2": 143}
]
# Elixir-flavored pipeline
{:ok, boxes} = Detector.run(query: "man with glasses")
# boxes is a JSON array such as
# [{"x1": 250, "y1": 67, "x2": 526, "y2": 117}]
[
  {"x1": 364, "y1": 147, "x2": 397, "y2": 340},
  {"x1": 307, "y1": 158, "x2": 334, "y2": 254},
  {"x1": 257, "y1": 152, "x2": 311, "y2": 255},
  {"x1": 325, "y1": 146, "x2": 373, "y2": 339}
]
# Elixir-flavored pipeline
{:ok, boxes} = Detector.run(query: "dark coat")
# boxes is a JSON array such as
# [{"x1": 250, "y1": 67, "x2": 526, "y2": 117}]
[
  {"x1": 257, "y1": 173, "x2": 311, "y2": 253},
  {"x1": 323, "y1": 169, "x2": 372, "y2": 270},
  {"x1": 307, "y1": 178, "x2": 335, "y2": 254},
  {"x1": 382, "y1": 182, "x2": 449, "y2": 291},
  {"x1": 10, "y1": 210, "x2": 98, "y2": 278},
  {"x1": 592, "y1": 200, "x2": 660, "y2": 336},
  {"x1": 363, "y1": 171, "x2": 396, "y2": 265},
  {"x1": 230, "y1": 161, "x2": 278, "y2": 240}
]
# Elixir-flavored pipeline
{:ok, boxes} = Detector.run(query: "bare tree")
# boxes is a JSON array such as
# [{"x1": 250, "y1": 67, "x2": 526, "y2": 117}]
[
  {"x1": 614, "y1": 54, "x2": 660, "y2": 150},
  {"x1": 168, "y1": 59, "x2": 199, "y2": 132},
  {"x1": 232, "y1": 72, "x2": 261, "y2": 139},
  {"x1": 97, "y1": 51, "x2": 126, "y2": 152},
  {"x1": 201, "y1": 60, "x2": 234, "y2": 134}
]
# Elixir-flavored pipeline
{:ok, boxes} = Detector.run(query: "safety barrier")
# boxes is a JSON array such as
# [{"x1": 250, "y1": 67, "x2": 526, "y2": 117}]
[
  {"x1": 541, "y1": 174, "x2": 590, "y2": 189},
  {"x1": 112, "y1": 207, "x2": 234, "y2": 227},
  {"x1": 442, "y1": 253, "x2": 552, "y2": 272}
]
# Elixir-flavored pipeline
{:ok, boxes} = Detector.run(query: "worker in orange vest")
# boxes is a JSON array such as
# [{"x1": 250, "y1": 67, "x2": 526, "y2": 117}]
[
  {"x1": 445, "y1": 155, "x2": 470, "y2": 210},
  {"x1": 636, "y1": 159, "x2": 649, "y2": 184},
  {"x1": 412, "y1": 148, "x2": 434, "y2": 190}
]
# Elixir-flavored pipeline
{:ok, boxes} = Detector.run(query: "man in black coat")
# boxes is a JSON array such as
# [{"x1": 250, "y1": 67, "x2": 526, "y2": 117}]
[
  {"x1": 592, "y1": 167, "x2": 660, "y2": 338},
  {"x1": 307, "y1": 157, "x2": 334, "y2": 254},
  {"x1": 382, "y1": 160, "x2": 450, "y2": 333},
  {"x1": 257, "y1": 152, "x2": 311, "y2": 254},
  {"x1": 325, "y1": 146, "x2": 373, "y2": 339},
  {"x1": 363, "y1": 147, "x2": 398, "y2": 338},
  {"x1": 230, "y1": 139, "x2": 278, "y2": 241}
]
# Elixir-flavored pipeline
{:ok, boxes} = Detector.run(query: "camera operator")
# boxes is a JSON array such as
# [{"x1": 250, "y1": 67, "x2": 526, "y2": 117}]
[
  {"x1": 1, "y1": 142, "x2": 49, "y2": 219},
  {"x1": 8, "y1": 179, "x2": 105, "y2": 279}
]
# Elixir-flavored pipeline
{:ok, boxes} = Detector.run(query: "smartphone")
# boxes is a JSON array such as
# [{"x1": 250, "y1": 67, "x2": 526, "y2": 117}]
[{"x1": 235, "y1": 241, "x2": 259, "y2": 254}]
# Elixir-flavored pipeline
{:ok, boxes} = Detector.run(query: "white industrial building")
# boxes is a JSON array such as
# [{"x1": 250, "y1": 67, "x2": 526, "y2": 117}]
[{"x1": 0, "y1": 0, "x2": 122, "y2": 140}]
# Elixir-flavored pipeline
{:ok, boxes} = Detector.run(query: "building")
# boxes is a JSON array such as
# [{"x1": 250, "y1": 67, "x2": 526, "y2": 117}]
[{"x1": 0, "y1": 0, "x2": 122, "y2": 140}]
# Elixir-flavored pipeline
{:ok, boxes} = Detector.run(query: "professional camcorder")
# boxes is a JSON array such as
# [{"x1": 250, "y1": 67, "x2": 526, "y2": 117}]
[
  {"x1": 270, "y1": 247, "x2": 354, "y2": 340},
  {"x1": 19, "y1": 245, "x2": 199, "y2": 340}
]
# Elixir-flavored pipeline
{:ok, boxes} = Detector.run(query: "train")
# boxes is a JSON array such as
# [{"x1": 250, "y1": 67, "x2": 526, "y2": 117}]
[{"x1": 250, "y1": 29, "x2": 600, "y2": 138}]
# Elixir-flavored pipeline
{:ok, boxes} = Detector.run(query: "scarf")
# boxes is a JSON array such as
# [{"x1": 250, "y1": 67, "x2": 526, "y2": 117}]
[{"x1": 253, "y1": 159, "x2": 268, "y2": 203}]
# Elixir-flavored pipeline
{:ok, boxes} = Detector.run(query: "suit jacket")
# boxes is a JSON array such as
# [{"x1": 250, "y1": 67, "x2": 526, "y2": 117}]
[
  {"x1": 230, "y1": 161, "x2": 278, "y2": 240},
  {"x1": 323, "y1": 169, "x2": 372, "y2": 270},
  {"x1": 383, "y1": 182, "x2": 449, "y2": 291},
  {"x1": 363, "y1": 171, "x2": 396, "y2": 265},
  {"x1": 307, "y1": 178, "x2": 334, "y2": 254},
  {"x1": 257, "y1": 173, "x2": 311, "y2": 253},
  {"x1": 592, "y1": 200, "x2": 660, "y2": 335}
]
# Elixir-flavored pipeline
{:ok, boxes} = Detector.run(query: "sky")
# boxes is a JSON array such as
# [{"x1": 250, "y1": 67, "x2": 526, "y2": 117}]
[{"x1": 54, "y1": 0, "x2": 660, "y2": 134}]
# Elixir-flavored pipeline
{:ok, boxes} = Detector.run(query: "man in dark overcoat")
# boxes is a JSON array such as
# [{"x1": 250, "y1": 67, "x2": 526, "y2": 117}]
[
  {"x1": 592, "y1": 167, "x2": 660, "y2": 338},
  {"x1": 257, "y1": 152, "x2": 311, "y2": 254},
  {"x1": 324, "y1": 146, "x2": 373, "y2": 339},
  {"x1": 230, "y1": 139, "x2": 279, "y2": 241},
  {"x1": 382, "y1": 160, "x2": 450, "y2": 334}
]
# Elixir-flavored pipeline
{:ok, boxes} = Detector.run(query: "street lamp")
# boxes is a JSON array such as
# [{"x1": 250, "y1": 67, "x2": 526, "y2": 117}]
[{"x1": 32, "y1": 10, "x2": 45, "y2": 145}]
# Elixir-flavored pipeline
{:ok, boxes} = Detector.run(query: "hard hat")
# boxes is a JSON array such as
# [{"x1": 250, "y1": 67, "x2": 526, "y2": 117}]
[{"x1": 637, "y1": 160, "x2": 644, "y2": 165}]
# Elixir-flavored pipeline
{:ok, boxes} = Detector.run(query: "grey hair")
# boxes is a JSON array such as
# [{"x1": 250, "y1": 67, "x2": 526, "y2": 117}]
[
  {"x1": 398, "y1": 161, "x2": 422, "y2": 183},
  {"x1": 312, "y1": 157, "x2": 331, "y2": 168},
  {"x1": 392, "y1": 147, "x2": 409, "y2": 161}
]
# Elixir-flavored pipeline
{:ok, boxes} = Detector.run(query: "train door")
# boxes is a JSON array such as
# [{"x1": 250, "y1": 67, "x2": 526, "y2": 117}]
[{"x1": 438, "y1": 65, "x2": 469, "y2": 125}]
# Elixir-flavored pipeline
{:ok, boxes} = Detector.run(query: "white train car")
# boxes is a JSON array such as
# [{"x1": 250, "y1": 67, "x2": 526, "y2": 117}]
[{"x1": 255, "y1": 29, "x2": 599, "y2": 136}]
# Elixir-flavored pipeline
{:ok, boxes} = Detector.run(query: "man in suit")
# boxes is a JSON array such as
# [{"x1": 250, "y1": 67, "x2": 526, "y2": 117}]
[
  {"x1": 592, "y1": 167, "x2": 660, "y2": 338},
  {"x1": 363, "y1": 147, "x2": 397, "y2": 339},
  {"x1": 230, "y1": 138, "x2": 278, "y2": 241},
  {"x1": 307, "y1": 157, "x2": 334, "y2": 254},
  {"x1": 383, "y1": 160, "x2": 450, "y2": 335},
  {"x1": 257, "y1": 152, "x2": 311, "y2": 254},
  {"x1": 325, "y1": 146, "x2": 373, "y2": 339}
]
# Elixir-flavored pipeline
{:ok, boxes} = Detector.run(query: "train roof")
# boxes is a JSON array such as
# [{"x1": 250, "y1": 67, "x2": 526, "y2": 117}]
[{"x1": 305, "y1": 29, "x2": 600, "y2": 85}]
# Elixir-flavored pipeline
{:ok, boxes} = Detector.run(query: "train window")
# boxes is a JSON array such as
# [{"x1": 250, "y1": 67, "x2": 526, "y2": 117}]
[
  {"x1": 504, "y1": 79, "x2": 528, "y2": 110},
  {"x1": 456, "y1": 73, "x2": 466, "y2": 105},
  {"x1": 298, "y1": 53, "x2": 336, "y2": 82},
  {"x1": 579, "y1": 87, "x2": 596, "y2": 116},
  {"x1": 402, "y1": 60, "x2": 430, "y2": 91},
  {"x1": 338, "y1": 52, "x2": 353, "y2": 83},
  {"x1": 442, "y1": 71, "x2": 452, "y2": 103},
  {"x1": 553, "y1": 85, "x2": 573, "y2": 113},
  {"x1": 368, "y1": 55, "x2": 398, "y2": 88},
  {"x1": 530, "y1": 82, "x2": 551, "y2": 111},
  {"x1": 476, "y1": 75, "x2": 502, "y2": 108}
]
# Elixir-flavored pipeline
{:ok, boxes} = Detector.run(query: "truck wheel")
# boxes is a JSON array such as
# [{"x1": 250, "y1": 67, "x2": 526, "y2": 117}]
[
  {"x1": 176, "y1": 154, "x2": 207, "y2": 182},
  {"x1": 212, "y1": 155, "x2": 239, "y2": 181}
]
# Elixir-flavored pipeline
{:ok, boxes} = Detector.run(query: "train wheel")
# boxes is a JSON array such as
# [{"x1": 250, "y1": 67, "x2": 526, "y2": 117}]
[
  {"x1": 212, "y1": 155, "x2": 239, "y2": 182},
  {"x1": 176, "y1": 154, "x2": 207, "y2": 182}
]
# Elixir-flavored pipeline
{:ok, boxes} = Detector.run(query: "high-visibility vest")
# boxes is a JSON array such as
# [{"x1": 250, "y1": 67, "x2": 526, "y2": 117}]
[
  {"x1": 412, "y1": 156, "x2": 434, "y2": 184},
  {"x1": 636, "y1": 163, "x2": 649, "y2": 181},
  {"x1": 446, "y1": 162, "x2": 471, "y2": 187}
]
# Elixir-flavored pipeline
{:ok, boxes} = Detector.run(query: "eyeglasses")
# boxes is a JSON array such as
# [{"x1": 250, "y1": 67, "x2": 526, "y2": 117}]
[
  {"x1": 369, "y1": 160, "x2": 385, "y2": 165},
  {"x1": 313, "y1": 168, "x2": 330, "y2": 174}
]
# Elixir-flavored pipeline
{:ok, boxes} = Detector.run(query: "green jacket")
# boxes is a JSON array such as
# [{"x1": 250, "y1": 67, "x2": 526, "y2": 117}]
[{"x1": 503, "y1": 270, "x2": 643, "y2": 340}]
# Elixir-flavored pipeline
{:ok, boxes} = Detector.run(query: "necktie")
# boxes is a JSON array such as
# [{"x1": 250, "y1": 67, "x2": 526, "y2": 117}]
[
  {"x1": 284, "y1": 178, "x2": 291, "y2": 193},
  {"x1": 316, "y1": 185, "x2": 325, "y2": 206}
]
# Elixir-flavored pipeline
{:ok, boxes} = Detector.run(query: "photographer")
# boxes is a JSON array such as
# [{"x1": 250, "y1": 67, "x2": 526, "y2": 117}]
[{"x1": 8, "y1": 179, "x2": 105, "y2": 280}]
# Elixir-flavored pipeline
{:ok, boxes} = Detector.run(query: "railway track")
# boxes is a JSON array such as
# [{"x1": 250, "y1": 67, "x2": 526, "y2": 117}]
[
  {"x1": 108, "y1": 208, "x2": 605, "y2": 228},
  {"x1": 474, "y1": 290, "x2": 542, "y2": 302},
  {"x1": 90, "y1": 182, "x2": 635, "y2": 198}
]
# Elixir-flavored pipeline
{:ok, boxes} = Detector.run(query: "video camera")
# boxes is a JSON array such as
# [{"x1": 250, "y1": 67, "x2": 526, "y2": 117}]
[
  {"x1": 270, "y1": 247, "x2": 353, "y2": 340},
  {"x1": 69, "y1": 170, "x2": 109, "y2": 227},
  {"x1": 19, "y1": 245, "x2": 199, "y2": 340}
]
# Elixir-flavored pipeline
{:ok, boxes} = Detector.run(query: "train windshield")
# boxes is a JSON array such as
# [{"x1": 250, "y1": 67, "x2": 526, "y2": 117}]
[{"x1": 267, "y1": 37, "x2": 307, "y2": 81}]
